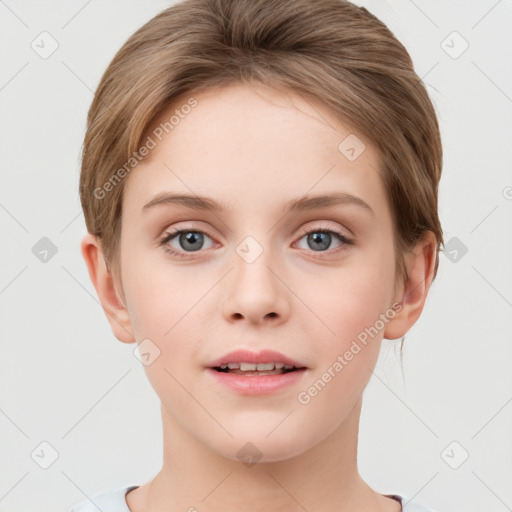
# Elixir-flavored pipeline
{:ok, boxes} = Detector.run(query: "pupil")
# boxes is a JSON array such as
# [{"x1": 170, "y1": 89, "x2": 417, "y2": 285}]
[
  {"x1": 181, "y1": 231, "x2": 203, "y2": 251},
  {"x1": 308, "y1": 232, "x2": 330, "y2": 251}
]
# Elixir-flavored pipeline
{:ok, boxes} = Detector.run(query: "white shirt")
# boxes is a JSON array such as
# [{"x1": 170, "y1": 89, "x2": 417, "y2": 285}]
[{"x1": 68, "y1": 484, "x2": 438, "y2": 511}]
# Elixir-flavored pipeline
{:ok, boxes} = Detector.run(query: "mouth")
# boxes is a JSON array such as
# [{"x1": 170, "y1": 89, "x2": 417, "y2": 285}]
[
  {"x1": 206, "y1": 349, "x2": 308, "y2": 377},
  {"x1": 205, "y1": 349, "x2": 308, "y2": 394},
  {"x1": 211, "y1": 362, "x2": 305, "y2": 376}
]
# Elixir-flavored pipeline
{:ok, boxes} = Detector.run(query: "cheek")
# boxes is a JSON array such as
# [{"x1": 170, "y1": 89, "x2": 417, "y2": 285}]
[
  {"x1": 122, "y1": 260, "x2": 209, "y2": 404},
  {"x1": 298, "y1": 252, "x2": 394, "y2": 342},
  {"x1": 295, "y1": 272, "x2": 387, "y2": 421},
  {"x1": 294, "y1": 250, "x2": 394, "y2": 392},
  {"x1": 122, "y1": 242, "x2": 186, "y2": 328},
  {"x1": 122, "y1": 251, "x2": 212, "y2": 362}
]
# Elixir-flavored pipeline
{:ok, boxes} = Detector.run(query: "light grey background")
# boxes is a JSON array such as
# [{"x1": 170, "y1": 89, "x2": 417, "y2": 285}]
[{"x1": 1, "y1": 1, "x2": 511, "y2": 511}]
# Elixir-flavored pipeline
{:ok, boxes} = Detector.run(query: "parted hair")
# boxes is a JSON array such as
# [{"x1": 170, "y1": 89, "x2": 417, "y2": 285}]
[{"x1": 79, "y1": 0, "x2": 444, "y2": 298}]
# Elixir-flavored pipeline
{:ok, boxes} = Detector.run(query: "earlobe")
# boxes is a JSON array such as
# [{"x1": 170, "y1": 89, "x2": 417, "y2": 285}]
[
  {"x1": 80, "y1": 233, "x2": 136, "y2": 344},
  {"x1": 383, "y1": 231, "x2": 437, "y2": 341}
]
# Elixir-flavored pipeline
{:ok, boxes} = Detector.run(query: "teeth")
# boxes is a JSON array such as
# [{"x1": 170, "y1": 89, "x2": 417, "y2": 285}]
[
  {"x1": 219, "y1": 362, "x2": 296, "y2": 371},
  {"x1": 256, "y1": 363, "x2": 275, "y2": 371}
]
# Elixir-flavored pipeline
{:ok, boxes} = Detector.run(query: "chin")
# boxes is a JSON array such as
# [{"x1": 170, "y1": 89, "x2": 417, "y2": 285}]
[{"x1": 204, "y1": 431, "x2": 314, "y2": 465}]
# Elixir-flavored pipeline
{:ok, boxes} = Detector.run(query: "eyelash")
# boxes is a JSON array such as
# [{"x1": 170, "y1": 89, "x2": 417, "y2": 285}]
[{"x1": 158, "y1": 224, "x2": 354, "y2": 259}]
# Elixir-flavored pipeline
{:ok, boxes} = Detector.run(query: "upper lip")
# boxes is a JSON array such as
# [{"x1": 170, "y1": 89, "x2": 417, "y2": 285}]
[{"x1": 206, "y1": 349, "x2": 307, "y2": 368}]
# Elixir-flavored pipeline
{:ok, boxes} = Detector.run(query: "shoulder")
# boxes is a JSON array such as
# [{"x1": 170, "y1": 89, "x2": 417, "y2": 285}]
[
  {"x1": 392, "y1": 494, "x2": 438, "y2": 512},
  {"x1": 68, "y1": 485, "x2": 139, "y2": 512}
]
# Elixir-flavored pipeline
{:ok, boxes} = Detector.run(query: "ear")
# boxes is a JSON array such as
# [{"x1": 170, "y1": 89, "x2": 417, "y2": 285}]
[
  {"x1": 80, "y1": 232, "x2": 136, "y2": 344},
  {"x1": 384, "y1": 231, "x2": 437, "y2": 341}
]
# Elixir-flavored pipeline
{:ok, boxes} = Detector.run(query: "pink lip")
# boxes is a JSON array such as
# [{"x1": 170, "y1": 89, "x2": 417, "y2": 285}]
[
  {"x1": 205, "y1": 348, "x2": 307, "y2": 369},
  {"x1": 205, "y1": 367, "x2": 308, "y2": 395},
  {"x1": 205, "y1": 349, "x2": 308, "y2": 396}
]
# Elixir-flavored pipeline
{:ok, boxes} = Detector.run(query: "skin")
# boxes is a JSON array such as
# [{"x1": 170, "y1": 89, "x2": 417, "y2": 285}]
[{"x1": 81, "y1": 82, "x2": 437, "y2": 512}]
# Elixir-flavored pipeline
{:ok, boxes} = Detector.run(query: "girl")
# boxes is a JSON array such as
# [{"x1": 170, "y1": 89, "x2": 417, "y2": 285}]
[{"x1": 72, "y1": 0, "x2": 443, "y2": 510}]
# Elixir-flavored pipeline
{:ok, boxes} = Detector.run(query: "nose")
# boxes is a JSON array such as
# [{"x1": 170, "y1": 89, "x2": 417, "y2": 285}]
[{"x1": 222, "y1": 243, "x2": 290, "y2": 326}]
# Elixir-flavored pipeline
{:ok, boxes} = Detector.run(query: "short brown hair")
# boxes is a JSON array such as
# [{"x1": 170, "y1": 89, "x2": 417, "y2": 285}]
[{"x1": 80, "y1": 0, "x2": 444, "y2": 296}]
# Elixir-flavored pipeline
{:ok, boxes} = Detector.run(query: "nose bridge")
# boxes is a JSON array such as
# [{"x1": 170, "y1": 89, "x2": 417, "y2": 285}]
[
  {"x1": 234, "y1": 231, "x2": 280, "y2": 295},
  {"x1": 223, "y1": 230, "x2": 289, "y2": 324}
]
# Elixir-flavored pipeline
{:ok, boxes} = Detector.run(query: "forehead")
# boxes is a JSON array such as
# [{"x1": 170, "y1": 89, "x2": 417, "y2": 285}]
[{"x1": 123, "y1": 82, "x2": 388, "y2": 220}]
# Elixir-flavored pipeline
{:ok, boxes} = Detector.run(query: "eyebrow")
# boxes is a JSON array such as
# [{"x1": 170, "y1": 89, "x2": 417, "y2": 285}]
[{"x1": 142, "y1": 191, "x2": 374, "y2": 217}]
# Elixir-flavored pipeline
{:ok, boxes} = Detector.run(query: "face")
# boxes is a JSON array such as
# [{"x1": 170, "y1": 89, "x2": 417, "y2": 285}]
[{"x1": 116, "y1": 82, "x2": 401, "y2": 462}]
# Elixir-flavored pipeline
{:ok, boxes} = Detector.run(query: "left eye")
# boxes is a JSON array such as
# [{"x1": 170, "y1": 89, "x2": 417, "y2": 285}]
[{"x1": 295, "y1": 228, "x2": 353, "y2": 253}]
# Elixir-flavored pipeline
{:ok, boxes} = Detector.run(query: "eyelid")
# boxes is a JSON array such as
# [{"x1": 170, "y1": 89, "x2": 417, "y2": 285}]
[
  {"x1": 299, "y1": 223, "x2": 351, "y2": 237},
  {"x1": 158, "y1": 221, "x2": 215, "y2": 244},
  {"x1": 159, "y1": 221, "x2": 349, "y2": 242}
]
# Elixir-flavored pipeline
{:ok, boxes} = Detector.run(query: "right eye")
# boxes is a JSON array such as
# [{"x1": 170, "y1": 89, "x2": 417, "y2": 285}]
[{"x1": 159, "y1": 226, "x2": 216, "y2": 257}]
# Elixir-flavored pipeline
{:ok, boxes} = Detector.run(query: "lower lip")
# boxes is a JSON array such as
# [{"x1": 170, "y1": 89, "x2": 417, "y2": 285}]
[{"x1": 205, "y1": 368, "x2": 308, "y2": 395}]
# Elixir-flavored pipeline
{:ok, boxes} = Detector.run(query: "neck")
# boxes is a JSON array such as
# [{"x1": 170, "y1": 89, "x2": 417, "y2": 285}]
[{"x1": 128, "y1": 397, "x2": 394, "y2": 512}]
